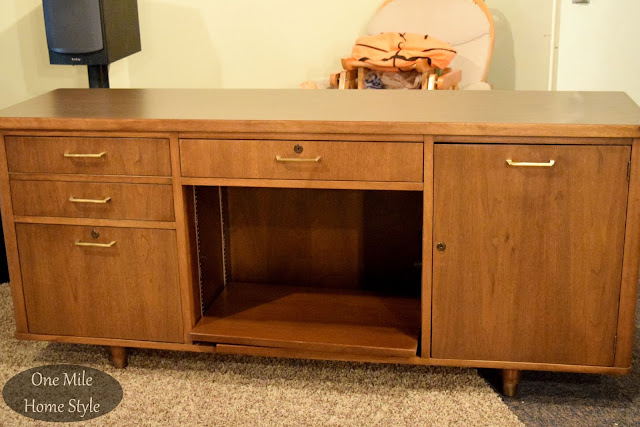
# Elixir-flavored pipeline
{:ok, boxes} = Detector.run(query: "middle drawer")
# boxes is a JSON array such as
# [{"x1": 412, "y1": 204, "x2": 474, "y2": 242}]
[
  {"x1": 180, "y1": 139, "x2": 424, "y2": 182},
  {"x1": 11, "y1": 180, "x2": 175, "y2": 221}
]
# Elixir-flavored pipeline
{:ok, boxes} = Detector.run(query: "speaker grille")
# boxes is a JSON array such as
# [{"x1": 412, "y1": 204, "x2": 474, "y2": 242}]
[{"x1": 43, "y1": 0, "x2": 104, "y2": 54}]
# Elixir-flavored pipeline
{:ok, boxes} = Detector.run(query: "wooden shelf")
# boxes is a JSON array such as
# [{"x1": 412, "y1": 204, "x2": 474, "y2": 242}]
[{"x1": 190, "y1": 282, "x2": 421, "y2": 357}]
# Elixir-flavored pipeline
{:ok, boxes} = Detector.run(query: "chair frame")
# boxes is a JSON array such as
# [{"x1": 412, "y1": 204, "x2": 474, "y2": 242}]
[{"x1": 330, "y1": 0, "x2": 495, "y2": 89}]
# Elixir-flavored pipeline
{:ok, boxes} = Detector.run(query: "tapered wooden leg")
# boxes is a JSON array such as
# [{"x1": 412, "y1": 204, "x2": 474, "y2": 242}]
[
  {"x1": 110, "y1": 346, "x2": 128, "y2": 369},
  {"x1": 502, "y1": 369, "x2": 521, "y2": 397}
]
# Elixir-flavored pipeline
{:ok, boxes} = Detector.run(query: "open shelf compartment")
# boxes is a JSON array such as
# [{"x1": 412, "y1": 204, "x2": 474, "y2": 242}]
[{"x1": 189, "y1": 186, "x2": 423, "y2": 357}]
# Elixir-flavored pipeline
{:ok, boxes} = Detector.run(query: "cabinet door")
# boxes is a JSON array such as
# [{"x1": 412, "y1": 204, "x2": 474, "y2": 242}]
[
  {"x1": 17, "y1": 224, "x2": 183, "y2": 343},
  {"x1": 432, "y1": 144, "x2": 630, "y2": 366}
]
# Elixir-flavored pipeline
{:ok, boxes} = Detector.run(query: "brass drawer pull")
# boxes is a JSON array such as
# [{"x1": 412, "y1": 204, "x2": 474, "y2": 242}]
[
  {"x1": 69, "y1": 196, "x2": 112, "y2": 204},
  {"x1": 275, "y1": 155, "x2": 322, "y2": 163},
  {"x1": 75, "y1": 240, "x2": 116, "y2": 248},
  {"x1": 506, "y1": 159, "x2": 555, "y2": 167},
  {"x1": 64, "y1": 151, "x2": 107, "y2": 158}
]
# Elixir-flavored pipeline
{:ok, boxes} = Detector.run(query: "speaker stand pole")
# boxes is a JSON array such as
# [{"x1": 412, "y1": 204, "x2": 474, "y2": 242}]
[{"x1": 87, "y1": 64, "x2": 110, "y2": 88}]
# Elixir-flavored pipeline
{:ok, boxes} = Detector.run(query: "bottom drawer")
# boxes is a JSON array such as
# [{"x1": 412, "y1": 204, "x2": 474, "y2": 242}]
[{"x1": 16, "y1": 224, "x2": 183, "y2": 343}]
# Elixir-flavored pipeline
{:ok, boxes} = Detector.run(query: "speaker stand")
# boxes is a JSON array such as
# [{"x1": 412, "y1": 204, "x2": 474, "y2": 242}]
[{"x1": 87, "y1": 64, "x2": 110, "y2": 88}]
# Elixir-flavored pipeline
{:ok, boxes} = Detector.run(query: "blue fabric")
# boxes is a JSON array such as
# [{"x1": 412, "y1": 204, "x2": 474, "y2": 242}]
[{"x1": 364, "y1": 72, "x2": 385, "y2": 89}]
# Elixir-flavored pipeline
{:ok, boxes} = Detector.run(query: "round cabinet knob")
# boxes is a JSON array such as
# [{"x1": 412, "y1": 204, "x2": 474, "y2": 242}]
[{"x1": 436, "y1": 242, "x2": 446, "y2": 251}]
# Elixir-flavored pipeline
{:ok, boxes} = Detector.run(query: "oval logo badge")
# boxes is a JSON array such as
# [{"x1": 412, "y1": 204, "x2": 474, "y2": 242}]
[{"x1": 2, "y1": 365, "x2": 123, "y2": 422}]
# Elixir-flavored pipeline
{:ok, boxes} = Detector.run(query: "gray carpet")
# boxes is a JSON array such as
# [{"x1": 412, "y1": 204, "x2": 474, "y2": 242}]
[
  {"x1": 0, "y1": 283, "x2": 521, "y2": 426},
  {"x1": 483, "y1": 293, "x2": 640, "y2": 426}
]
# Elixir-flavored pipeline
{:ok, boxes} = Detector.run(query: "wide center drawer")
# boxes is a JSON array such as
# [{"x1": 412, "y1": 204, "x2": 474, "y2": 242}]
[
  {"x1": 179, "y1": 139, "x2": 423, "y2": 182},
  {"x1": 11, "y1": 180, "x2": 175, "y2": 221},
  {"x1": 5, "y1": 136, "x2": 171, "y2": 176}
]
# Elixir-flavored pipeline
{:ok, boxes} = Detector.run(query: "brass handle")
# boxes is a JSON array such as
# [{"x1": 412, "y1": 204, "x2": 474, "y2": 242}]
[
  {"x1": 69, "y1": 196, "x2": 111, "y2": 204},
  {"x1": 506, "y1": 159, "x2": 555, "y2": 167},
  {"x1": 64, "y1": 151, "x2": 107, "y2": 158},
  {"x1": 275, "y1": 155, "x2": 322, "y2": 163},
  {"x1": 75, "y1": 240, "x2": 116, "y2": 248}
]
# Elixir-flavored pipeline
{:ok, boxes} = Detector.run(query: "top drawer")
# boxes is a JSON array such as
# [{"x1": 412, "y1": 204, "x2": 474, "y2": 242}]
[
  {"x1": 5, "y1": 136, "x2": 171, "y2": 176},
  {"x1": 180, "y1": 139, "x2": 423, "y2": 182}
]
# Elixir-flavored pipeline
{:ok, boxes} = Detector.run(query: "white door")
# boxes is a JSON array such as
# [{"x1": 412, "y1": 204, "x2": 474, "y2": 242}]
[
  {"x1": 484, "y1": 0, "x2": 555, "y2": 90},
  {"x1": 556, "y1": 0, "x2": 640, "y2": 105}
]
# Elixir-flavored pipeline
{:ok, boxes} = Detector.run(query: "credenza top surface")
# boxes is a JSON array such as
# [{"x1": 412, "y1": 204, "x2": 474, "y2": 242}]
[{"x1": 1, "y1": 89, "x2": 639, "y2": 137}]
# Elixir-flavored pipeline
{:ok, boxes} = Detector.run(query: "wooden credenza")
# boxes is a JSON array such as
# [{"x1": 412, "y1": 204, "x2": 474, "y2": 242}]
[{"x1": 1, "y1": 89, "x2": 639, "y2": 395}]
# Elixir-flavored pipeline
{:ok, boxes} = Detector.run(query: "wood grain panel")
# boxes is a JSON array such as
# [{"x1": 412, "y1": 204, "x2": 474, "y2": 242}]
[
  {"x1": 193, "y1": 186, "x2": 226, "y2": 314},
  {"x1": 190, "y1": 282, "x2": 420, "y2": 357},
  {"x1": 421, "y1": 136, "x2": 434, "y2": 358},
  {"x1": 0, "y1": 136, "x2": 28, "y2": 332},
  {"x1": 1, "y1": 89, "x2": 638, "y2": 138},
  {"x1": 4, "y1": 130, "x2": 171, "y2": 139},
  {"x1": 215, "y1": 344, "x2": 629, "y2": 374},
  {"x1": 11, "y1": 181, "x2": 174, "y2": 221},
  {"x1": 5, "y1": 136, "x2": 171, "y2": 176},
  {"x1": 13, "y1": 216, "x2": 175, "y2": 229},
  {"x1": 180, "y1": 139, "x2": 423, "y2": 182},
  {"x1": 426, "y1": 358, "x2": 630, "y2": 375},
  {"x1": 180, "y1": 132, "x2": 422, "y2": 142},
  {"x1": 432, "y1": 144, "x2": 630, "y2": 365},
  {"x1": 224, "y1": 187, "x2": 422, "y2": 293},
  {"x1": 16, "y1": 224, "x2": 183, "y2": 342},
  {"x1": 169, "y1": 135, "x2": 201, "y2": 342},
  {"x1": 436, "y1": 135, "x2": 633, "y2": 145},
  {"x1": 180, "y1": 177, "x2": 423, "y2": 191},
  {"x1": 15, "y1": 333, "x2": 216, "y2": 353},
  {"x1": 4, "y1": 119, "x2": 638, "y2": 138},
  {"x1": 10, "y1": 331, "x2": 631, "y2": 374},
  {"x1": 9, "y1": 173, "x2": 172, "y2": 185},
  {"x1": 615, "y1": 139, "x2": 640, "y2": 367}
]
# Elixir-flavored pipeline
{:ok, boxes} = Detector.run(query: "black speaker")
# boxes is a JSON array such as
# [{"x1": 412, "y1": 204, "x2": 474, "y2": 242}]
[{"x1": 42, "y1": 0, "x2": 141, "y2": 87}]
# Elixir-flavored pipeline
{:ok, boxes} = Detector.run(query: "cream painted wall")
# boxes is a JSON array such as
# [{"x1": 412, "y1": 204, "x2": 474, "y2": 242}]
[
  {"x1": 1, "y1": 0, "x2": 555, "y2": 110},
  {"x1": 0, "y1": 0, "x2": 382, "y2": 109},
  {"x1": 1, "y1": 0, "x2": 638, "y2": 111},
  {"x1": 111, "y1": 0, "x2": 386, "y2": 89},
  {"x1": 485, "y1": 0, "x2": 554, "y2": 90},
  {"x1": 556, "y1": 0, "x2": 640, "y2": 105},
  {"x1": 0, "y1": 0, "x2": 87, "y2": 109}
]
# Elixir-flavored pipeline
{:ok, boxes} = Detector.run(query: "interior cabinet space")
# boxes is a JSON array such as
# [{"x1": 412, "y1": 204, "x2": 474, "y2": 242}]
[
  {"x1": 16, "y1": 224, "x2": 183, "y2": 343},
  {"x1": 432, "y1": 144, "x2": 631, "y2": 365},
  {"x1": 189, "y1": 186, "x2": 424, "y2": 357}
]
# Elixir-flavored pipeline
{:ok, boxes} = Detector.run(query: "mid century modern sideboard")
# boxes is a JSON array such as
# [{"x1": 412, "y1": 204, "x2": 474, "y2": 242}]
[{"x1": 1, "y1": 89, "x2": 639, "y2": 396}]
